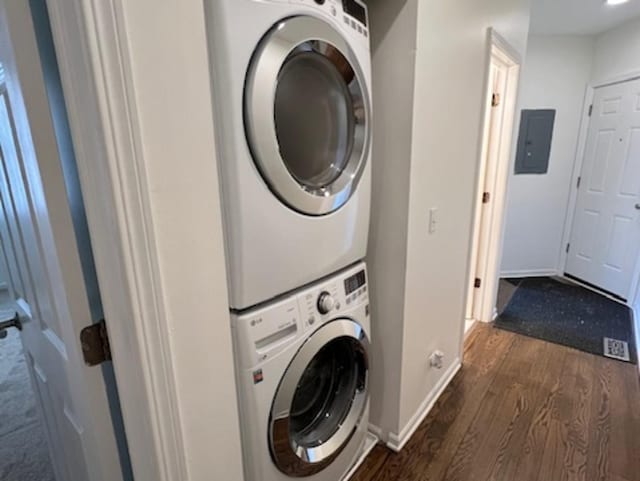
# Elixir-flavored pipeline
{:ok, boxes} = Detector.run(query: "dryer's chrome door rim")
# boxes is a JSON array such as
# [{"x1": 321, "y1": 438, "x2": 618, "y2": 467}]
[
  {"x1": 269, "y1": 318, "x2": 369, "y2": 476},
  {"x1": 245, "y1": 15, "x2": 371, "y2": 216}
]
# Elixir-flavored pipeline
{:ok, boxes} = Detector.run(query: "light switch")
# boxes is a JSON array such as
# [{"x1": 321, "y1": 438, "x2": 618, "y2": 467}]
[{"x1": 429, "y1": 208, "x2": 437, "y2": 234}]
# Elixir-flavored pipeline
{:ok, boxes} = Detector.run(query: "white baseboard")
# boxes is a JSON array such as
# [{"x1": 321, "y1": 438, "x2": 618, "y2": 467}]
[
  {"x1": 367, "y1": 423, "x2": 384, "y2": 440},
  {"x1": 464, "y1": 318, "x2": 476, "y2": 336},
  {"x1": 500, "y1": 268, "x2": 558, "y2": 278},
  {"x1": 343, "y1": 432, "x2": 379, "y2": 481},
  {"x1": 386, "y1": 359, "x2": 461, "y2": 452}
]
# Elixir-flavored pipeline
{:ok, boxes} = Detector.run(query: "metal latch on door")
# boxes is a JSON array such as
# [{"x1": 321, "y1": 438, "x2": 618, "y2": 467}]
[{"x1": 0, "y1": 311, "x2": 22, "y2": 339}]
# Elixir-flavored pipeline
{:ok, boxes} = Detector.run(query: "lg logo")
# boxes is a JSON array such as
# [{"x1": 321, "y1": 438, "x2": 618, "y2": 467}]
[{"x1": 250, "y1": 318, "x2": 263, "y2": 327}]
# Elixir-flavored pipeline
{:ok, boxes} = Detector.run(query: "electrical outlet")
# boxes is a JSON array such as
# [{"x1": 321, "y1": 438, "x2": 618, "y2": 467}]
[
  {"x1": 430, "y1": 350, "x2": 444, "y2": 369},
  {"x1": 428, "y1": 207, "x2": 437, "y2": 234}
]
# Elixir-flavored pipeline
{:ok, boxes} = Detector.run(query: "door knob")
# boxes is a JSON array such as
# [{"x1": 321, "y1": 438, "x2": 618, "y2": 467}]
[
  {"x1": 0, "y1": 312, "x2": 22, "y2": 339},
  {"x1": 636, "y1": 203, "x2": 640, "y2": 210}
]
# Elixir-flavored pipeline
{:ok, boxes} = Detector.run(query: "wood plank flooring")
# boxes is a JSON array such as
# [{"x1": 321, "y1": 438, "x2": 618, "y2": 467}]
[{"x1": 352, "y1": 324, "x2": 640, "y2": 481}]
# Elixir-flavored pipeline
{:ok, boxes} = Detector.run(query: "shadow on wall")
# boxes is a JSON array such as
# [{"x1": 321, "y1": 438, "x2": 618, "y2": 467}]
[{"x1": 368, "y1": 0, "x2": 410, "y2": 53}]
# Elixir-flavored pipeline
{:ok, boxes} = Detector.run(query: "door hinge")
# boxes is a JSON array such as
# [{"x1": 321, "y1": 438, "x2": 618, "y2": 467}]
[
  {"x1": 491, "y1": 93, "x2": 500, "y2": 107},
  {"x1": 588, "y1": 104, "x2": 593, "y2": 116},
  {"x1": 482, "y1": 192, "x2": 491, "y2": 204},
  {"x1": 576, "y1": 176, "x2": 581, "y2": 189},
  {"x1": 474, "y1": 278, "x2": 482, "y2": 288},
  {"x1": 566, "y1": 243, "x2": 571, "y2": 253},
  {"x1": 80, "y1": 319, "x2": 111, "y2": 366}
]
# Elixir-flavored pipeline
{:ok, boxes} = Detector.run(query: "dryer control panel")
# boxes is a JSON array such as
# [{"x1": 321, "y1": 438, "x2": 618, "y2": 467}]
[
  {"x1": 341, "y1": 0, "x2": 367, "y2": 26},
  {"x1": 288, "y1": 0, "x2": 369, "y2": 38}
]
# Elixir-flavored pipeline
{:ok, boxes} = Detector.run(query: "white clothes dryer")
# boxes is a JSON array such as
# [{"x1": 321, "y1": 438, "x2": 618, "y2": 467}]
[
  {"x1": 204, "y1": 0, "x2": 372, "y2": 310},
  {"x1": 231, "y1": 262, "x2": 371, "y2": 481}
]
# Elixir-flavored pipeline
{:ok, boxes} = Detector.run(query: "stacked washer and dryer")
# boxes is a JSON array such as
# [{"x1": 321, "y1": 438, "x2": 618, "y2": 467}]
[{"x1": 205, "y1": 0, "x2": 373, "y2": 480}]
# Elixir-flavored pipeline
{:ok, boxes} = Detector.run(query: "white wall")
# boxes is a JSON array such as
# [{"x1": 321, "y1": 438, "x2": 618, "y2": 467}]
[
  {"x1": 367, "y1": 0, "x2": 417, "y2": 437},
  {"x1": 117, "y1": 2, "x2": 245, "y2": 480},
  {"x1": 401, "y1": 0, "x2": 531, "y2": 432},
  {"x1": 592, "y1": 17, "x2": 640, "y2": 84},
  {"x1": 368, "y1": 0, "x2": 531, "y2": 445},
  {"x1": 501, "y1": 35, "x2": 594, "y2": 276}
]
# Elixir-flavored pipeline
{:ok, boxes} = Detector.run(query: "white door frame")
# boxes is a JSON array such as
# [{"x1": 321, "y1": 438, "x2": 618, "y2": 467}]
[
  {"x1": 41, "y1": 1, "x2": 244, "y2": 480},
  {"x1": 465, "y1": 29, "x2": 521, "y2": 331},
  {"x1": 559, "y1": 70, "x2": 640, "y2": 304}
]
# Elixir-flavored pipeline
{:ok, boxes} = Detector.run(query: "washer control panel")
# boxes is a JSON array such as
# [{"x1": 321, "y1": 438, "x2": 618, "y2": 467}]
[
  {"x1": 297, "y1": 262, "x2": 368, "y2": 332},
  {"x1": 234, "y1": 262, "x2": 368, "y2": 368}
]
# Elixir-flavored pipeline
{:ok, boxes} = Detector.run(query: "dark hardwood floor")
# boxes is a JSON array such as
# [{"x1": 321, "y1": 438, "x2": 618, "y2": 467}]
[{"x1": 353, "y1": 323, "x2": 640, "y2": 481}]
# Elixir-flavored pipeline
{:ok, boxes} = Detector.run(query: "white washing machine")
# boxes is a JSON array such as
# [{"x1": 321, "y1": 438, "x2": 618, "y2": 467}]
[
  {"x1": 232, "y1": 262, "x2": 371, "y2": 481},
  {"x1": 204, "y1": 0, "x2": 372, "y2": 310}
]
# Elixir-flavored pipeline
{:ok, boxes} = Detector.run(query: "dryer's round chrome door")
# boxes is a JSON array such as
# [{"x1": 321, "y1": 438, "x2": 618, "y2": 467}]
[
  {"x1": 245, "y1": 16, "x2": 371, "y2": 216},
  {"x1": 269, "y1": 319, "x2": 369, "y2": 476}
]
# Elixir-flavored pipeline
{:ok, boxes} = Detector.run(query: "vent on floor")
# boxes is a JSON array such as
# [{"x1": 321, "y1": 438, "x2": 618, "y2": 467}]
[{"x1": 603, "y1": 337, "x2": 631, "y2": 362}]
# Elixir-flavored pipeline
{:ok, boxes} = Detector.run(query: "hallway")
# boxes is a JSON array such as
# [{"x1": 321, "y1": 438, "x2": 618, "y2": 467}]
[
  {"x1": 0, "y1": 327, "x2": 55, "y2": 481},
  {"x1": 353, "y1": 323, "x2": 640, "y2": 481}
]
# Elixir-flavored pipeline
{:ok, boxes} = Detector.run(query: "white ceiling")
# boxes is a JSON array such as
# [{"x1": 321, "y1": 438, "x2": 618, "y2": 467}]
[{"x1": 530, "y1": 0, "x2": 640, "y2": 35}]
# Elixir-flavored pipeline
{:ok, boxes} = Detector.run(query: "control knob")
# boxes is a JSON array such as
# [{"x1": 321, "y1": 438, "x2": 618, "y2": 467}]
[{"x1": 317, "y1": 292, "x2": 335, "y2": 315}]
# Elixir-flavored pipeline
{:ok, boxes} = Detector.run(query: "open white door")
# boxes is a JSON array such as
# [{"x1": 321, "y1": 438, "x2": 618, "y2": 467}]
[
  {"x1": 470, "y1": 57, "x2": 509, "y2": 323},
  {"x1": 566, "y1": 78, "x2": 640, "y2": 300},
  {"x1": 0, "y1": 1, "x2": 130, "y2": 480},
  {"x1": 466, "y1": 33, "x2": 520, "y2": 329}
]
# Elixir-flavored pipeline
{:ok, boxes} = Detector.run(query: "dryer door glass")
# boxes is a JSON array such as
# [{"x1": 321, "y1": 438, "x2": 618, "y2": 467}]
[
  {"x1": 275, "y1": 49, "x2": 355, "y2": 190},
  {"x1": 269, "y1": 319, "x2": 369, "y2": 477},
  {"x1": 245, "y1": 16, "x2": 371, "y2": 216}
]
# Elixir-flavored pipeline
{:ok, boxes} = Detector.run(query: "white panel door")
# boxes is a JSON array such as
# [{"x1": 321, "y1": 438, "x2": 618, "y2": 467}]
[
  {"x1": 566, "y1": 78, "x2": 640, "y2": 299},
  {"x1": 471, "y1": 56, "x2": 509, "y2": 322},
  {"x1": 0, "y1": 89, "x2": 126, "y2": 481},
  {"x1": 0, "y1": 2, "x2": 128, "y2": 480}
]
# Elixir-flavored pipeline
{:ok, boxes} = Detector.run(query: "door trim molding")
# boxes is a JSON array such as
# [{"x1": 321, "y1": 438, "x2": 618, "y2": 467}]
[
  {"x1": 592, "y1": 69, "x2": 640, "y2": 89},
  {"x1": 44, "y1": 1, "x2": 186, "y2": 479},
  {"x1": 560, "y1": 73, "x2": 640, "y2": 304},
  {"x1": 465, "y1": 28, "x2": 521, "y2": 327}
]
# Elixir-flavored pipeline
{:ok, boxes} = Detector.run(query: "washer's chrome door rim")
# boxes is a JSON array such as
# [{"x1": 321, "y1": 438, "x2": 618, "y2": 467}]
[
  {"x1": 269, "y1": 319, "x2": 369, "y2": 476},
  {"x1": 245, "y1": 16, "x2": 371, "y2": 216}
]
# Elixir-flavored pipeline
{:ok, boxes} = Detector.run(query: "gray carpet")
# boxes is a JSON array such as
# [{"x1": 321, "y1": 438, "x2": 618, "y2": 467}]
[
  {"x1": 0, "y1": 329, "x2": 55, "y2": 481},
  {"x1": 495, "y1": 277, "x2": 636, "y2": 363},
  {"x1": 0, "y1": 330, "x2": 40, "y2": 437}
]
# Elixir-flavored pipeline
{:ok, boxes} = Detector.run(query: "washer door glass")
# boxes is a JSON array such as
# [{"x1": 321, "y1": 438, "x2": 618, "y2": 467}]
[
  {"x1": 269, "y1": 320, "x2": 369, "y2": 477},
  {"x1": 289, "y1": 337, "x2": 363, "y2": 447},
  {"x1": 245, "y1": 16, "x2": 371, "y2": 216}
]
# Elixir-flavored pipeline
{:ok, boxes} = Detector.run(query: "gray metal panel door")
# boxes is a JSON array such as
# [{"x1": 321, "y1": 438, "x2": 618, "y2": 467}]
[{"x1": 515, "y1": 109, "x2": 556, "y2": 174}]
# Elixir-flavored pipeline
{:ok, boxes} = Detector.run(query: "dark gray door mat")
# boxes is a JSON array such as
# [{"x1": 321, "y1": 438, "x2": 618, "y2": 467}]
[{"x1": 495, "y1": 277, "x2": 636, "y2": 363}]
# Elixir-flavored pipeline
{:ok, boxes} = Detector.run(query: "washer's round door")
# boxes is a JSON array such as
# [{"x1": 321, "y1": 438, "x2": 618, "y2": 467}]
[
  {"x1": 269, "y1": 319, "x2": 369, "y2": 476},
  {"x1": 245, "y1": 16, "x2": 371, "y2": 216}
]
